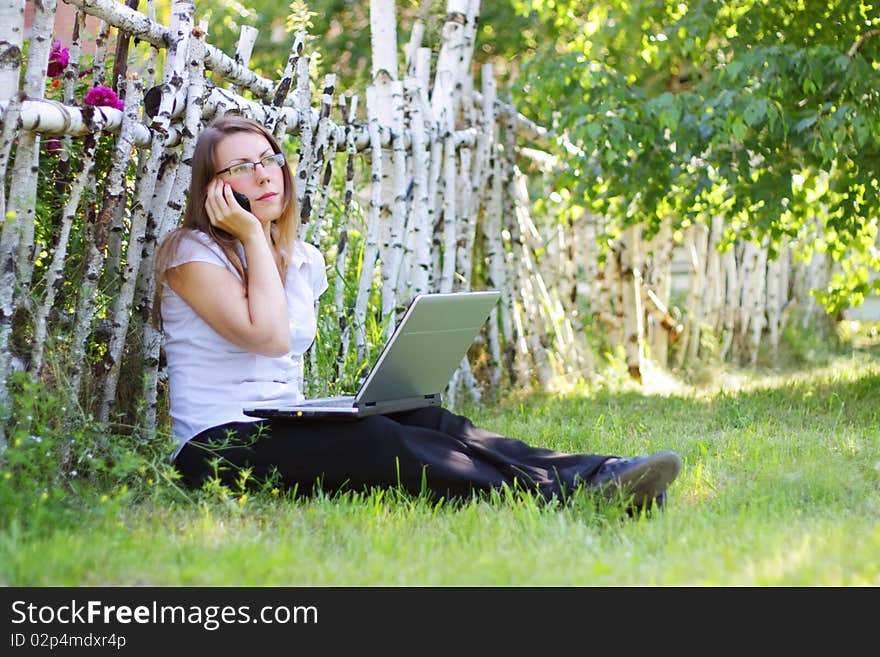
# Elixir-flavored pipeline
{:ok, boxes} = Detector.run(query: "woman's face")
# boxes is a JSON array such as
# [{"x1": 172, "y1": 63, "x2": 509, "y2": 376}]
[{"x1": 213, "y1": 131, "x2": 286, "y2": 224}]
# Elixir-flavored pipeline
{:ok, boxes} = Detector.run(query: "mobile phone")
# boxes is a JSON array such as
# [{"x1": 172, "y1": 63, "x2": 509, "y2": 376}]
[{"x1": 231, "y1": 190, "x2": 251, "y2": 212}]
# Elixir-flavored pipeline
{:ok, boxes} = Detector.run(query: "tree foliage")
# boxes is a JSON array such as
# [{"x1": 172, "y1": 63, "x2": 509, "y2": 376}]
[
  {"x1": 196, "y1": 1, "x2": 535, "y2": 100},
  {"x1": 511, "y1": 0, "x2": 880, "y2": 313}
]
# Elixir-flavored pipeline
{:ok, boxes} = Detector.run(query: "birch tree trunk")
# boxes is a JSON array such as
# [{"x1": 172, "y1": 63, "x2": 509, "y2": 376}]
[
  {"x1": 705, "y1": 215, "x2": 724, "y2": 340},
  {"x1": 602, "y1": 243, "x2": 623, "y2": 349},
  {"x1": 402, "y1": 77, "x2": 431, "y2": 296},
  {"x1": 646, "y1": 215, "x2": 673, "y2": 366},
  {"x1": 382, "y1": 78, "x2": 407, "y2": 323},
  {"x1": 142, "y1": 20, "x2": 207, "y2": 436},
  {"x1": 30, "y1": 134, "x2": 99, "y2": 377},
  {"x1": 69, "y1": 80, "x2": 142, "y2": 404},
  {"x1": 100, "y1": 1, "x2": 196, "y2": 424},
  {"x1": 736, "y1": 239, "x2": 760, "y2": 364},
  {"x1": 302, "y1": 73, "x2": 337, "y2": 243},
  {"x1": 720, "y1": 246, "x2": 738, "y2": 362},
  {"x1": 293, "y1": 56, "x2": 313, "y2": 210},
  {"x1": 354, "y1": 85, "x2": 385, "y2": 363},
  {"x1": 766, "y1": 244, "x2": 785, "y2": 360},
  {"x1": 619, "y1": 223, "x2": 643, "y2": 381},
  {"x1": 229, "y1": 24, "x2": 258, "y2": 97},
  {"x1": 438, "y1": 131, "x2": 458, "y2": 293},
  {"x1": 13, "y1": 0, "x2": 55, "y2": 300},
  {"x1": 334, "y1": 93, "x2": 358, "y2": 381},
  {"x1": 0, "y1": 0, "x2": 24, "y2": 450},
  {"x1": 748, "y1": 240, "x2": 768, "y2": 366},
  {"x1": 369, "y1": 0, "x2": 400, "y2": 335}
]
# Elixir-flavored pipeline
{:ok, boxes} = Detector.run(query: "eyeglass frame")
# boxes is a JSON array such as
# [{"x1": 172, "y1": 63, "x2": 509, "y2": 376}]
[{"x1": 215, "y1": 152, "x2": 286, "y2": 179}]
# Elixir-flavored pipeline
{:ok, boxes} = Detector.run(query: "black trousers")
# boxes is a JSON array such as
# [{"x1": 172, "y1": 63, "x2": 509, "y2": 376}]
[{"x1": 173, "y1": 406, "x2": 611, "y2": 502}]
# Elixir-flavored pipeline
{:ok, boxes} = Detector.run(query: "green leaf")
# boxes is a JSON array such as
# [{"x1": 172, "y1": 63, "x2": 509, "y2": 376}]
[
  {"x1": 743, "y1": 98, "x2": 767, "y2": 127},
  {"x1": 794, "y1": 115, "x2": 818, "y2": 133}
]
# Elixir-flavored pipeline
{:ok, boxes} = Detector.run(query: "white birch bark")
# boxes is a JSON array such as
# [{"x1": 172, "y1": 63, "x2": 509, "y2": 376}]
[
  {"x1": 502, "y1": 118, "x2": 531, "y2": 386},
  {"x1": 95, "y1": 75, "x2": 147, "y2": 423},
  {"x1": 381, "y1": 79, "x2": 407, "y2": 328},
  {"x1": 13, "y1": 0, "x2": 55, "y2": 303},
  {"x1": 430, "y1": 0, "x2": 467, "y2": 132},
  {"x1": 748, "y1": 240, "x2": 768, "y2": 366},
  {"x1": 229, "y1": 24, "x2": 258, "y2": 96},
  {"x1": 69, "y1": 78, "x2": 141, "y2": 402},
  {"x1": 142, "y1": 20, "x2": 207, "y2": 434},
  {"x1": 65, "y1": 0, "x2": 282, "y2": 103},
  {"x1": 0, "y1": 0, "x2": 23, "y2": 100},
  {"x1": 766, "y1": 245, "x2": 784, "y2": 357},
  {"x1": 461, "y1": 1, "x2": 481, "y2": 81},
  {"x1": 91, "y1": 20, "x2": 111, "y2": 87},
  {"x1": 268, "y1": 31, "x2": 306, "y2": 139},
  {"x1": 54, "y1": 8, "x2": 87, "y2": 188},
  {"x1": 514, "y1": 169, "x2": 579, "y2": 385},
  {"x1": 30, "y1": 134, "x2": 99, "y2": 376},
  {"x1": 302, "y1": 73, "x2": 337, "y2": 242},
  {"x1": 293, "y1": 56, "x2": 313, "y2": 210},
  {"x1": 481, "y1": 140, "x2": 506, "y2": 389},
  {"x1": 402, "y1": 77, "x2": 431, "y2": 296},
  {"x1": 454, "y1": 144, "x2": 473, "y2": 289},
  {"x1": 0, "y1": 98, "x2": 151, "y2": 144},
  {"x1": 101, "y1": 3, "x2": 195, "y2": 423},
  {"x1": 427, "y1": 133, "x2": 444, "y2": 292},
  {"x1": 431, "y1": 3, "x2": 467, "y2": 295},
  {"x1": 619, "y1": 223, "x2": 643, "y2": 381},
  {"x1": 308, "y1": 75, "x2": 341, "y2": 245},
  {"x1": 646, "y1": 215, "x2": 673, "y2": 365},
  {"x1": 605, "y1": 243, "x2": 624, "y2": 349},
  {"x1": 354, "y1": 85, "x2": 384, "y2": 363},
  {"x1": 705, "y1": 215, "x2": 724, "y2": 339},
  {"x1": 0, "y1": 0, "x2": 24, "y2": 449},
  {"x1": 684, "y1": 222, "x2": 709, "y2": 364},
  {"x1": 368, "y1": 1, "x2": 399, "y2": 335},
  {"x1": 720, "y1": 246, "x2": 738, "y2": 362},
  {"x1": 404, "y1": 19, "x2": 424, "y2": 78},
  {"x1": 334, "y1": 93, "x2": 358, "y2": 381},
  {"x1": 737, "y1": 239, "x2": 759, "y2": 363},
  {"x1": 582, "y1": 213, "x2": 600, "y2": 310},
  {"x1": 438, "y1": 131, "x2": 457, "y2": 293},
  {"x1": 800, "y1": 214, "x2": 829, "y2": 330}
]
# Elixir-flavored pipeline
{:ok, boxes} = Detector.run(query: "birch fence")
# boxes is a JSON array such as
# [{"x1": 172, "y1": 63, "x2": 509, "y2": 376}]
[{"x1": 0, "y1": 0, "x2": 835, "y2": 452}]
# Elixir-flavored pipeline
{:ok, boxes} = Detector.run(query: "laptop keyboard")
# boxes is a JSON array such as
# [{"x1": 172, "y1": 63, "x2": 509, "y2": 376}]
[{"x1": 300, "y1": 396, "x2": 356, "y2": 407}]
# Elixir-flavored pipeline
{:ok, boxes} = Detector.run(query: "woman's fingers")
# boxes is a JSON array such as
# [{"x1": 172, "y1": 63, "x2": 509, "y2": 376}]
[{"x1": 205, "y1": 180, "x2": 260, "y2": 240}]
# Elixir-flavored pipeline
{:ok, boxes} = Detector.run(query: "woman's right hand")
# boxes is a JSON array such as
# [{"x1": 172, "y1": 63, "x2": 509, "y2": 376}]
[{"x1": 204, "y1": 179, "x2": 263, "y2": 243}]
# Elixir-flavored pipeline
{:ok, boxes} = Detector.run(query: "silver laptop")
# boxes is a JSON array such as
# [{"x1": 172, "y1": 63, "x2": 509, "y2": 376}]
[{"x1": 242, "y1": 290, "x2": 501, "y2": 420}]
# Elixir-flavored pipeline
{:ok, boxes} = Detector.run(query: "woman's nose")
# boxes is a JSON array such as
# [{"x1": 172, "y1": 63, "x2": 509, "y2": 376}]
[{"x1": 254, "y1": 162, "x2": 271, "y2": 181}]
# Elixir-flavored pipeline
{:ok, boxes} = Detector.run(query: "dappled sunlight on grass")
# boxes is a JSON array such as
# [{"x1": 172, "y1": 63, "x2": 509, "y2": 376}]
[{"x1": 3, "y1": 350, "x2": 879, "y2": 585}]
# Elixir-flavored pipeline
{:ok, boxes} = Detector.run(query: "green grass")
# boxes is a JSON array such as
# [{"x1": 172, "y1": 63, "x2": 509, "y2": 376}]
[{"x1": 2, "y1": 351, "x2": 879, "y2": 586}]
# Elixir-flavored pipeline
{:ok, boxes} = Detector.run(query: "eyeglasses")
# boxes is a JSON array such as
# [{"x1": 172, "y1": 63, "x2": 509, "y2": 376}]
[{"x1": 216, "y1": 152, "x2": 286, "y2": 179}]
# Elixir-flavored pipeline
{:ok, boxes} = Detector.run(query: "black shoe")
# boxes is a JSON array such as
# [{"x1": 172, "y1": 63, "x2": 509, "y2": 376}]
[{"x1": 590, "y1": 450, "x2": 682, "y2": 509}]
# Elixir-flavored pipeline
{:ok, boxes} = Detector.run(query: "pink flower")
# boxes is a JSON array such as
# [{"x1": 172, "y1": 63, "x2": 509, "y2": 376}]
[
  {"x1": 84, "y1": 85, "x2": 124, "y2": 111},
  {"x1": 47, "y1": 40, "x2": 69, "y2": 78},
  {"x1": 45, "y1": 137, "x2": 63, "y2": 153}
]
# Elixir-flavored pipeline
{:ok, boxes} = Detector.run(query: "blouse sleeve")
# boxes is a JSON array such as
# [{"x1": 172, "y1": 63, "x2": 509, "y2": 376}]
[{"x1": 167, "y1": 230, "x2": 233, "y2": 273}]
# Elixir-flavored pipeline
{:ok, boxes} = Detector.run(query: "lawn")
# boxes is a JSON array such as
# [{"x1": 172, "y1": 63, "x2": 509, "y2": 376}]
[{"x1": 2, "y1": 351, "x2": 879, "y2": 586}]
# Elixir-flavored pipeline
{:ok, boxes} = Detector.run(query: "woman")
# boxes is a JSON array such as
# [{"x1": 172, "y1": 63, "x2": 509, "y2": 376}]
[{"x1": 153, "y1": 115, "x2": 682, "y2": 510}]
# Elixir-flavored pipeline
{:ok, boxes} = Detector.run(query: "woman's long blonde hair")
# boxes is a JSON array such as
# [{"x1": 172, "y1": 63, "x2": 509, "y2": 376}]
[{"x1": 152, "y1": 115, "x2": 299, "y2": 328}]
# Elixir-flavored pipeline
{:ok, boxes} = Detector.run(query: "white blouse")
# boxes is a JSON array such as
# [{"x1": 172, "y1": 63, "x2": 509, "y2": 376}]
[{"x1": 160, "y1": 230, "x2": 328, "y2": 457}]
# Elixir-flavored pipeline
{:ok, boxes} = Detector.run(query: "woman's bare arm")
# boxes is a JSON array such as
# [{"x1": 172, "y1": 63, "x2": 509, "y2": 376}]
[{"x1": 167, "y1": 181, "x2": 290, "y2": 356}]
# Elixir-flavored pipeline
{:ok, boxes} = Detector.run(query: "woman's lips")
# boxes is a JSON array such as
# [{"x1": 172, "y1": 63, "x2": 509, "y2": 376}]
[{"x1": 256, "y1": 192, "x2": 277, "y2": 201}]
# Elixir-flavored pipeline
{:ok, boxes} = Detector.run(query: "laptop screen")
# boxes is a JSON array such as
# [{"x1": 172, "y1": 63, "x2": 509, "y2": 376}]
[{"x1": 355, "y1": 291, "x2": 501, "y2": 404}]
